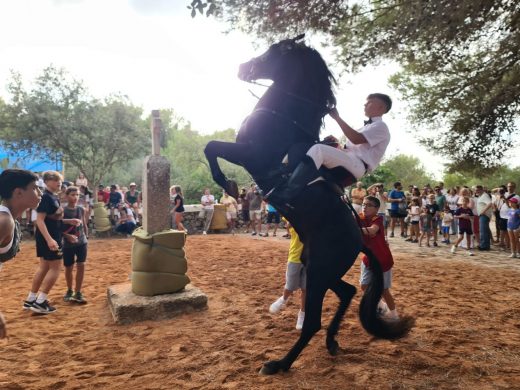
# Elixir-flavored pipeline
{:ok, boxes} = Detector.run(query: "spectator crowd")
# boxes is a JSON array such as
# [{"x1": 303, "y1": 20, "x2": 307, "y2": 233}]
[{"x1": 357, "y1": 180, "x2": 520, "y2": 258}]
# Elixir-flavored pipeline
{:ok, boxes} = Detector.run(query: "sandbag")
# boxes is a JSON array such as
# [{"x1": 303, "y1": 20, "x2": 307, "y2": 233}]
[
  {"x1": 131, "y1": 241, "x2": 187, "y2": 274},
  {"x1": 94, "y1": 219, "x2": 111, "y2": 228},
  {"x1": 151, "y1": 230, "x2": 186, "y2": 249},
  {"x1": 210, "y1": 204, "x2": 228, "y2": 230},
  {"x1": 131, "y1": 271, "x2": 190, "y2": 296}
]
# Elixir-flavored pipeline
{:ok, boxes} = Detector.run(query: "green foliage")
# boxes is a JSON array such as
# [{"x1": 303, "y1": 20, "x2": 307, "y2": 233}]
[
  {"x1": 192, "y1": 0, "x2": 520, "y2": 172},
  {"x1": 0, "y1": 66, "x2": 149, "y2": 189},
  {"x1": 364, "y1": 154, "x2": 435, "y2": 190},
  {"x1": 361, "y1": 165, "x2": 396, "y2": 189},
  {"x1": 443, "y1": 165, "x2": 520, "y2": 190}
]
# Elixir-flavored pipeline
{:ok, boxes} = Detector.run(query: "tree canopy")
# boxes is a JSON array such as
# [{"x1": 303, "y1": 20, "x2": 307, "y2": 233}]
[
  {"x1": 0, "y1": 66, "x2": 149, "y2": 188},
  {"x1": 191, "y1": 0, "x2": 520, "y2": 172}
]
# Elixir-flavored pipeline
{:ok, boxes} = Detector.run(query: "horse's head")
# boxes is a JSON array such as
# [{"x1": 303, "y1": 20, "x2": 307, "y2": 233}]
[
  {"x1": 238, "y1": 34, "x2": 306, "y2": 82},
  {"x1": 238, "y1": 34, "x2": 336, "y2": 119}
]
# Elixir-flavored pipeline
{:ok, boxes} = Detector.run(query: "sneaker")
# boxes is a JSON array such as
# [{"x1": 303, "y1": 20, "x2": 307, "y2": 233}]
[
  {"x1": 296, "y1": 310, "x2": 305, "y2": 330},
  {"x1": 405, "y1": 238, "x2": 413, "y2": 242},
  {"x1": 63, "y1": 289, "x2": 74, "y2": 302},
  {"x1": 382, "y1": 310, "x2": 400, "y2": 322},
  {"x1": 509, "y1": 253, "x2": 517, "y2": 258},
  {"x1": 269, "y1": 296, "x2": 287, "y2": 314},
  {"x1": 390, "y1": 232, "x2": 394, "y2": 238},
  {"x1": 433, "y1": 242, "x2": 438, "y2": 247},
  {"x1": 23, "y1": 300, "x2": 35, "y2": 310},
  {"x1": 72, "y1": 291, "x2": 87, "y2": 304},
  {"x1": 202, "y1": 231, "x2": 207, "y2": 235},
  {"x1": 251, "y1": 232, "x2": 257, "y2": 236},
  {"x1": 450, "y1": 245, "x2": 457, "y2": 254},
  {"x1": 377, "y1": 300, "x2": 389, "y2": 315},
  {"x1": 467, "y1": 251, "x2": 474, "y2": 256},
  {"x1": 30, "y1": 300, "x2": 56, "y2": 314}
]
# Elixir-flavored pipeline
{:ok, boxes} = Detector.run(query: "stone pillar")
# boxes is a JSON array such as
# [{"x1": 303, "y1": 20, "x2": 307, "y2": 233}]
[{"x1": 141, "y1": 111, "x2": 170, "y2": 234}]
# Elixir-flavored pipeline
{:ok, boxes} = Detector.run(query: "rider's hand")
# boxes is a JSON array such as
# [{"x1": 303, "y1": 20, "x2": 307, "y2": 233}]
[{"x1": 328, "y1": 107, "x2": 340, "y2": 121}]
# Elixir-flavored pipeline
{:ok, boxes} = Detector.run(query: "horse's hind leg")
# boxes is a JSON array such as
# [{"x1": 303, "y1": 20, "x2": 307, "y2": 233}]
[
  {"x1": 204, "y1": 141, "x2": 250, "y2": 198},
  {"x1": 260, "y1": 283, "x2": 327, "y2": 375},
  {"x1": 326, "y1": 280, "x2": 356, "y2": 355}
]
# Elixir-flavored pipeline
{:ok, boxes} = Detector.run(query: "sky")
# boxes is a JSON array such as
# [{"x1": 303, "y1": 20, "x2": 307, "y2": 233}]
[{"x1": 1, "y1": 0, "x2": 517, "y2": 179}]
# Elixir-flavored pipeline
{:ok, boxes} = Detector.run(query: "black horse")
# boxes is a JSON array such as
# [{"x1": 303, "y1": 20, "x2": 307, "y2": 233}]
[{"x1": 204, "y1": 35, "x2": 413, "y2": 375}]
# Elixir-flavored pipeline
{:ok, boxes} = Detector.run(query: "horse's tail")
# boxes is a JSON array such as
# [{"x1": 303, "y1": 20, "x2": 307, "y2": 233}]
[{"x1": 358, "y1": 246, "x2": 414, "y2": 339}]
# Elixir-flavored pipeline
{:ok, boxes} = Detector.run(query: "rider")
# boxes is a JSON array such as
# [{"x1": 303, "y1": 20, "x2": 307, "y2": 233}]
[{"x1": 266, "y1": 93, "x2": 392, "y2": 212}]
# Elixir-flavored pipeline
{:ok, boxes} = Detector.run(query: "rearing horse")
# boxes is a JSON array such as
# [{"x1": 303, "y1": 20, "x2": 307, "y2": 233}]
[{"x1": 205, "y1": 35, "x2": 412, "y2": 375}]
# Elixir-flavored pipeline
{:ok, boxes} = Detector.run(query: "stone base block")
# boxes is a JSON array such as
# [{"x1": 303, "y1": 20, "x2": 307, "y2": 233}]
[{"x1": 107, "y1": 283, "x2": 208, "y2": 325}]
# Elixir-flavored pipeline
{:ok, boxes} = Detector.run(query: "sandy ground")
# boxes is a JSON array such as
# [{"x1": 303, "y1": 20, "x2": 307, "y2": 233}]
[{"x1": 1, "y1": 233, "x2": 519, "y2": 390}]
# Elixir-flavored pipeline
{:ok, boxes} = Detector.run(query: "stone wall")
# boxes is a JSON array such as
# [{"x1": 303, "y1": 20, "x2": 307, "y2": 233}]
[{"x1": 179, "y1": 204, "x2": 285, "y2": 234}]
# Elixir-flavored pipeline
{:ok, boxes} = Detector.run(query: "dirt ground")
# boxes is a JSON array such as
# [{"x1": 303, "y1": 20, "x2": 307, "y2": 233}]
[{"x1": 1, "y1": 234, "x2": 519, "y2": 390}]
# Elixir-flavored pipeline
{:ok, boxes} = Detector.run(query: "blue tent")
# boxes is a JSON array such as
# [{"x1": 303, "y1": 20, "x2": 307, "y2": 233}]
[{"x1": 0, "y1": 146, "x2": 63, "y2": 173}]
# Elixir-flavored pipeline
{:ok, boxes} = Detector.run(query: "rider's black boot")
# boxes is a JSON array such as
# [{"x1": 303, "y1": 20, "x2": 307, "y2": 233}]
[{"x1": 266, "y1": 156, "x2": 321, "y2": 213}]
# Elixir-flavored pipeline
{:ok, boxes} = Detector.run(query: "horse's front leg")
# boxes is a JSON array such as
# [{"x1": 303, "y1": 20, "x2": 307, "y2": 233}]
[
  {"x1": 326, "y1": 280, "x2": 357, "y2": 355},
  {"x1": 204, "y1": 141, "x2": 251, "y2": 199},
  {"x1": 259, "y1": 283, "x2": 327, "y2": 375}
]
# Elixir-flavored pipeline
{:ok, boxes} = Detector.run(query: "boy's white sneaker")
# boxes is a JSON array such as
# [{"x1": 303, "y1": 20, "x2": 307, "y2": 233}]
[
  {"x1": 377, "y1": 300, "x2": 389, "y2": 315},
  {"x1": 467, "y1": 250, "x2": 474, "y2": 256},
  {"x1": 382, "y1": 309, "x2": 399, "y2": 322},
  {"x1": 509, "y1": 253, "x2": 517, "y2": 258},
  {"x1": 296, "y1": 310, "x2": 305, "y2": 330},
  {"x1": 450, "y1": 245, "x2": 457, "y2": 254},
  {"x1": 269, "y1": 296, "x2": 287, "y2": 314}
]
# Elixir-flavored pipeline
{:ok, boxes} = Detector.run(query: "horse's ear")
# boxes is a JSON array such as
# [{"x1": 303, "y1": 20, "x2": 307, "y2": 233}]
[{"x1": 293, "y1": 33, "x2": 305, "y2": 42}]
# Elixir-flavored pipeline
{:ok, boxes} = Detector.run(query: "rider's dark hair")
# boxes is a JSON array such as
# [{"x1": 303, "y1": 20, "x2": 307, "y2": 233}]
[
  {"x1": 0, "y1": 169, "x2": 38, "y2": 200},
  {"x1": 368, "y1": 93, "x2": 392, "y2": 113},
  {"x1": 393, "y1": 181, "x2": 401, "y2": 188}
]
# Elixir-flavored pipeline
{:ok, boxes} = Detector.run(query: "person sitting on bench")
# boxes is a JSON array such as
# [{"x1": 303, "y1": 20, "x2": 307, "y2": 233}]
[{"x1": 267, "y1": 93, "x2": 392, "y2": 211}]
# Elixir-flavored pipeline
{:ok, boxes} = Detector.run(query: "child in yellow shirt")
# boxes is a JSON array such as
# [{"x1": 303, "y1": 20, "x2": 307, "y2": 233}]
[{"x1": 269, "y1": 220, "x2": 306, "y2": 330}]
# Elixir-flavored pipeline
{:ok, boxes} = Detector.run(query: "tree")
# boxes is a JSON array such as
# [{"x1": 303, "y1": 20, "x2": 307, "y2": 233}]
[
  {"x1": 0, "y1": 66, "x2": 149, "y2": 189},
  {"x1": 378, "y1": 154, "x2": 435, "y2": 189},
  {"x1": 191, "y1": 0, "x2": 520, "y2": 171}
]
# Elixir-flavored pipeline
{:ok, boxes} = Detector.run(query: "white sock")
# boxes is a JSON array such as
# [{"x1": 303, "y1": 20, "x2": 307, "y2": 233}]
[
  {"x1": 27, "y1": 292, "x2": 37, "y2": 302},
  {"x1": 36, "y1": 292, "x2": 48, "y2": 304}
]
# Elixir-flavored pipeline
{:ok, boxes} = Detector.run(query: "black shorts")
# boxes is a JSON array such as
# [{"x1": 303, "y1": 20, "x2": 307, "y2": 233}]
[
  {"x1": 498, "y1": 218, "x2": 508, "y2": 231},
  {"x1": 266, "y1": 211, "x2": 280, "y2": 224},
  {"x1": 389, "y1": 210, "x2": 405, "y2": 219},
  {"x1": 63, "y1": 244, "x2": 88, "y2": 267},
  {"x1": 35, "y1": 231, "x2": 63, "y2": 260},
  {"x1": 241, "y1": 209, "x2": 250, "y2": 222},
  {"x1": 459, "y1": 227, "x2": 473, "y2": 235}
]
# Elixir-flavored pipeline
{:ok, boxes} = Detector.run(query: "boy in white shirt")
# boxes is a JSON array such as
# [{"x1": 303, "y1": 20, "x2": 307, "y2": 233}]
[{"x1": 267, "y1": 93, "x2": 392, "y2": 212}]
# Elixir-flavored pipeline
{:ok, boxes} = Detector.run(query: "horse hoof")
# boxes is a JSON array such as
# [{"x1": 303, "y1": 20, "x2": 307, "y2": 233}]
[
  {"x1": 326, "y1": 338, "x2": 339, "y2": 356},
  {"x1": 225, "y1": 180, "x2": 239, "y2": 199},
  {"x1": 259, "y1": 360, "x2": 282, "y2": 375}
]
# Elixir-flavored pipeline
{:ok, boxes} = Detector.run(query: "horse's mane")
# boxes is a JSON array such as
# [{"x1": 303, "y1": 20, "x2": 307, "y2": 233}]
[{"x1": 293, "y1": 43, "x2": 337, "y2": 115}]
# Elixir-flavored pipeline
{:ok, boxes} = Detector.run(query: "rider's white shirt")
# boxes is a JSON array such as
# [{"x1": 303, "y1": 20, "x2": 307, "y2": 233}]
[{"x1": 343, "y1": 116, "x2": 390, "y2": 172}]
